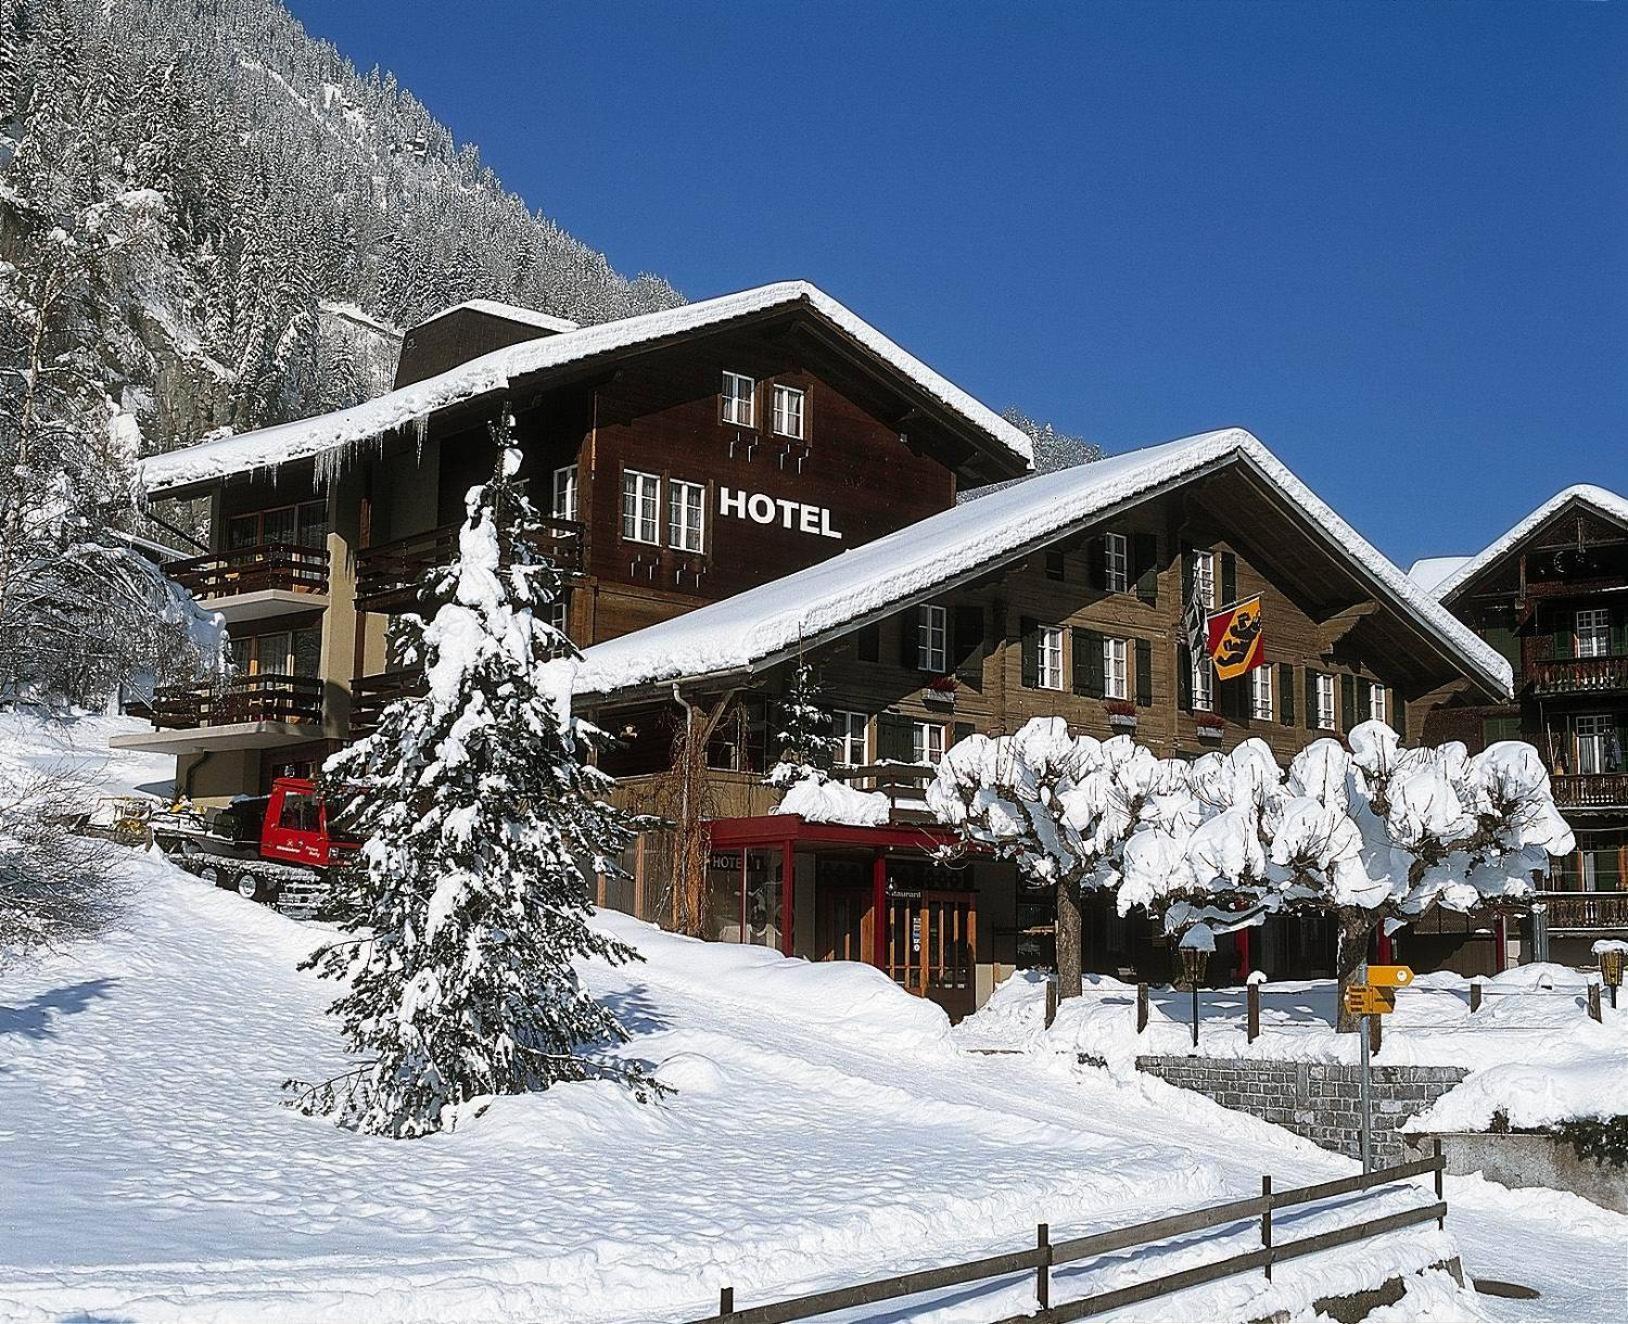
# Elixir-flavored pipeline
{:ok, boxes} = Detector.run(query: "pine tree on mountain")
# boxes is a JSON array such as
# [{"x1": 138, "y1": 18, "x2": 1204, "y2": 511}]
[{"x1": 290, "y1": 417, "x2": 657, "y2": 1138}]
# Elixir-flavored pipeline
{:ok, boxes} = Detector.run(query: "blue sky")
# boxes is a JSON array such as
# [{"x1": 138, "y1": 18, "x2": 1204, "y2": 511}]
[{"x1": 285, "y1": 0, "x2": 1626, "y2": 567}]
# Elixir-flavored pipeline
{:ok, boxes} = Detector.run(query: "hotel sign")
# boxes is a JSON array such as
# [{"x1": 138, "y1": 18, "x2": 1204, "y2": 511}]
[{"x1": 719, "y1": 486, "x2": 843, "y2": 540}]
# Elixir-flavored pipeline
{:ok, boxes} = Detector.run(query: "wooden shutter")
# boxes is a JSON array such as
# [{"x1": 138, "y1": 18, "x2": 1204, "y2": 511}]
[
  {"x1": 856, "y1": 622, "x2": 880, "y2": 663},
  {"x1": 1134, "y1": 533, "x2": 1158, "y2": 604},
  {"x1": 1304, "y1": 668, "x2": 1318, "y2": 730},
  {"x1": 1073, "y1": 628, "x2": 1104, "y2": 698},
  {"x1": 1086, "y1": 537, "x2": 1107, "y2": 591},
  {"x1": 952, "y1": 720, "x2": 976, "y2": 747},
  {"x1": 1045, "y1": 550, "x2": 1065, "y2": 582},
  {"x1": 1394, "y1": 693, "x2": 1407, "y2": 739},
  {"x1": 876, "y1": 712, "x2": 915, "y2": 762},
  {"x1": 1341, "y1": 673, "x2": 1358, "y2": 731},
  {"x1": 1279, "y1": 662, "x2": 1295, "y2": 726},
  {"x1": 1180, "y1": 543, "x2": 1194, "y2": 606},
  {"x1": 899, "y1": 606, "x2": 920, "y2": 668},
  {"x1": 1219, "y1": 677, "x2": 1245, "y2": 725},
  {"x1": 1177, "y1": 644, "x2": 1193, "y2": 712},
  {"x1": 1020, "y1": 617, "x2": 1040, "y2": 688},
  {"x1": 1552, "y1": 608, "x2": 1570, "y2": 662},
  {"x1": 1135, "y1": 638, "x2": 1153, "y2": 707},
  {"x1": 952, "y1": 605, "x2": 984, "y2": 672},
  {"x1": 1358, "y1": 681, "x2": 1373, "y2": 723},
  {"x1": 1613, "y1": 606, "x2": 1628, "y2": 657},
  {"x1": 1220, "y1": 552, "x2": 1237, "y2": 606}
]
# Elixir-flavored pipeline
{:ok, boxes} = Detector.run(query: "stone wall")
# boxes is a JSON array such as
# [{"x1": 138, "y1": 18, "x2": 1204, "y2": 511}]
[{"x1": 1136, "y1": 1055, "x2": 1469, "y2": 1164}]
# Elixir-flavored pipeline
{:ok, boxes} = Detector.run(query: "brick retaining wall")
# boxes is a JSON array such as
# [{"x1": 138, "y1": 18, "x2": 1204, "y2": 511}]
[{"x1": 1136, "y1": 1055, "x2": 1469, "y2": 1163}]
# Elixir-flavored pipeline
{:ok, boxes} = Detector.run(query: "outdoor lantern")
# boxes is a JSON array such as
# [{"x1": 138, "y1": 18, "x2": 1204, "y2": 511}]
[
  {"x1": 1599, "y1": 944, "x2": 1625, "y2": 1010},
  {"x1": 1177, "y1": 944, "x2": 1211, "y2": 1050}
]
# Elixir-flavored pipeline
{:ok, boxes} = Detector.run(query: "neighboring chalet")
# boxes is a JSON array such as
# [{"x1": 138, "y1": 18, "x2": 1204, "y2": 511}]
[
  {"x1": 574, "y1": 428, "x2": 1512, "y2": 1014},
  {"x1": 117, "y1": 282, "x2": 1033, "y2": 801},
  {"x1": 1415, "y1": 484, "x2": 1628, "y2": 965}
]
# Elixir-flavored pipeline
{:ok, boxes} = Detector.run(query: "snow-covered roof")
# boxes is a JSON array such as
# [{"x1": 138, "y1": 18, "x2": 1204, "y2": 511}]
[
  {"x1": 407, "y1": 298, "x2": 579, "y2": 336},
  {"x1": 577, "y1": 427, "x2": 1513, "y2": 700},
  {"x1": 140, "y1": 282, "x2": 1034, "y2": 495},
  {"x1": 1405, "y1": 556, "x2": 1471, "y2": 598},
  {"x1": 1432, "y1": 484, "x2": 1628, "y2": 603}
]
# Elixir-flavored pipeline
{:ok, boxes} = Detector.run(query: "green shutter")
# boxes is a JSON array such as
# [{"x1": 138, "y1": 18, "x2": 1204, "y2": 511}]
[
  {"x1": 1178, "y1": 644, "x2": 1193, "y2": 712},
  {"x1": 1221, "y1": 676, "x2": 1247, "y2": 725},
  {"x1": 899, "y1": 606, "x2": 920, "y2": 668},
  {"x1": 1087, "y1": 537, "x2": 1107, "y2": 591},
  {"x1": 1305, "y1": 668, "x2": 1318, "y2": 730},
  {"x1": 1073, "y1": 628, "x2": 1104, "y2": 698},
  {"x1": 1394, "y1": 693, "x2": 1407, "y2": 739},
  {"x1": 876, "y1": 712, "x2": 915, "y2": 762},
  {"x1": 1279, "y1": 662, "x2": 1295, "y2": 726},
  {"x1": 1552, "y1": 608, "x2": 1570, "y2": 662},
  {"x1": 1341, "y1": 673, "x2": 1357, "y2": 731},
  {"x1": 1358, "y1": 681, "x2": 1372, "y2": 723},
  {"x1": 1135, "y1": 638, "x2": 1153, "y2": 707},
  {"x1": 1613, "y1": 607, "x2": 1628, "y2": 657},
  {"x1": 1134, "y1": 533, "x2": 1159, "y2": 604},
  {"x1": 1020, "y1": 618, "x2": 1040, "y2": 688},
  {"x1": 952, "y1": 720, "x2": 976, "y2": 747},
  {"x1": 856, "y1": 623, "x2": 880, "y2": 663},
  {"x1": 952, "y1": 605, "x2": 984, "y2": 672},
  {"x1": 1045, "y1": 550, "x2": 1065, "y2": 582},
  {"x1": 1220, "y1": 552, "x2": 1237, "y2": 606},
  {"x1": 1181, "y1": 543, "x2": 1194, "y2": 606}
]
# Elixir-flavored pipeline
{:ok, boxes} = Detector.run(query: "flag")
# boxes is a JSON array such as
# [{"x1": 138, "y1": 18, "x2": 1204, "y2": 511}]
[{"x1": 1205, "y1": 595, "x2": 1266, "y2": 681}]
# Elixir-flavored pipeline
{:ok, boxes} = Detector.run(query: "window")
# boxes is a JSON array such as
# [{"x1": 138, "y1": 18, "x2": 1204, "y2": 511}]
[
  {"x1": 226, "y1": 499, "x2": 327, "y2": 550},
  {"x1": 668, "y1": 479, "x2": 705, "y2": 552},
  {"x1": 545, "y1": 598, "x2": 568, "y2": 635},
  {"x1": 1192, "y1": 550, "x2": 1216, "y2": 608},
  {"x1": 1315, "y1": 673, "x2": 1337, "y2": 730},
  {"x1": 911, "y1": 720, "x2": 945, "y2": 766},
  {"x1": 1103, "y1": 636, "x2": 1129, "y2": 700},
  {"x1": 1369, "y1": 682, "x2": 1387, "y2": 726},
  {"x1": 1038, "y1": 625, "x2": 1065, "y2": 691},
  {"x1": 1577, "y1": 608, "x2": 1611, "y2": 659},
  {"x1": 722, "y1": 371, "x2": 756, "y2": 427},
  {"x1": 1191, "y1": 653, "x2": 1214, "y2": 712},
  {"x1": 1482, "y1": 715, "x2": 1521, "y2": 746},
  {"x1": 552, "y1": 465, "x2": 578, "y2": 520},
  {"x1": 917, "y1": 605, "x2": 947, "y2": 672},
  {"x1": 278, "y1": 792, "x2": 321, "y2": 832},
  {"x1": 832, "y1": 710, "x2": 868, "y2": 767},
  {"x1": 771, "y1": 384, "x2": 805, "y2": 439},
  {"x1": 1575, "y1": 713, "x2": 1614, "y2": 776},
  {"x1": 1105, "y1": 532, "x2": 1129, "y2": 593},
  {"x1": 1251, "y1": 666, "x2": 1274, "y2": 721},
  {"x1": 228, "y1": 627, "x2": 321, "y2": 677},
  {"x1": 621, "y1": 470, "x2": 660, "y2": 544}
]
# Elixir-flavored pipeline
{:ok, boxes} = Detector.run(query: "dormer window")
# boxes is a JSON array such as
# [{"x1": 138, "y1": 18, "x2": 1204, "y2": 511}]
[
  {"x1": 722, "y1": 371, "x2": 756, "y2": 428},
  {"x1": 772, "y1": 384, "x2": 805, "y2": 440}
]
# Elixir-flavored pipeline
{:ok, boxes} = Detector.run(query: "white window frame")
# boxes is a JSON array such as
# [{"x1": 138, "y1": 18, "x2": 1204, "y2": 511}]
[
  {"x1": 1575, "y1": 712, "x2": 1612, "y2": 776},
  {"x1": 722, "y1": 371, "x2": 756, "y2": 427},
  {"x1": 1315, "y1": 672, "x2": 1337, "y2": 731},
  {"x1": 551, "y1": 464, "x2": 578, "y2": 521},
  {"x1": 912, "y1": 720, "x2": 945, "y2": 766},
  {"x1": 918, "y1": 605, "x2": 948, "y2": 672},
  {"x1": 832, "y1": 710, "x2": 868, "y2": 768},
  {"x1": 545, "y1": 598, "x2": 568, "y2": 634},
  {"x1": 1251, "y1": 666, "x2": 1274, "y2": 721},
  {"x1": 771, "y1": 384, "x2": 805, "y2": 440},
  {"x1": 1104, "y1": 635, "x2": 1129, "y2": 700},
  {"x1": 1036, "y1": 625, "x2": 1065, "y2": 691},
  {"x1": 1192, "y1": 549, "x2": 1216, "y2": 608},
  {"x1": 667, "y1": 478, "x2": 705, "y2": 553},
  {"x1": 1191, "y1": 653, "x2": 1214, "y2": 712},
  {"x1": 621, "y1": 469, "x2": 660, "y2": 545},
  {"x1": 1576, "y1": 608, "x2": 1611, "y2": 659},
  {"x1": 1104, "y1": 532, "x2": 1129, "y2": 593},
  {"x1": 1369, "y1": 682, "x2": 1388, "y2": 726}
]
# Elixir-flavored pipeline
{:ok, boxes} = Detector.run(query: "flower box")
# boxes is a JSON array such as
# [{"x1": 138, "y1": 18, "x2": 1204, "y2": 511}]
[
  {"x1": 1104, "y1": 700, "x2": 1138, "y2": 729},
  {"x1": 923, "y1": 676, "x2": 958, "y2": 707}
]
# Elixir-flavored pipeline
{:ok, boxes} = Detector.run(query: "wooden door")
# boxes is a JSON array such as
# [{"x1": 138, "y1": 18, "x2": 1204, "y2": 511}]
[
  {"x1": 886, "y1": 888, "x2": 977, "y2": 1021},
  {"x1": 815, "y1": 884, "x2": 870, "y2": 963}
]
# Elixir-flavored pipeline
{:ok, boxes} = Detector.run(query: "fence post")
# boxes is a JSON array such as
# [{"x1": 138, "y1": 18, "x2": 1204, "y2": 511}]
[
  {"x1": 1247, "y1": 980, "x2": 1261, "y2": 1043},
  {"x1": 719, "y1": 1286, "x2": 734, "y2": 1319},
  {"x1": 1434, "y1": 1138, "x2": 1445, "y2": 1230},
  {"x1": 1137, "y1": 982, "x2": 1149, "y2": 1034},
  {"x1": 1036, "y1": 1222, "x2": 1050, "y2": 1311},
  {"x1": 1045, "y1": 980, "x2": 1058, "y2": 1030},
  {"x1": 1589, "y1": 982, "x2": 1603, "y2": 1023},
  {"x1": 1261, "y1": 1175, "x2": 1273, "y2": 1281},
  {"x1": 1469, "y1": 981, "x2": 1482, "y2": 1014}
]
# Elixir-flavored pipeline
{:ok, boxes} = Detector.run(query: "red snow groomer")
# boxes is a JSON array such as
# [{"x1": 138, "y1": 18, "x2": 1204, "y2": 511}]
[{"x1": 153, "y1": 777, "x2": 354, "y2": 918}]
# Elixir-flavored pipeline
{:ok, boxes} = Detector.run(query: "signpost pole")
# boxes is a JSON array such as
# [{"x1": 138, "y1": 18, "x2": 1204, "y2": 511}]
[{"x1": 1358, "y1": 1011, "x2": 1373, "y2": 1174}]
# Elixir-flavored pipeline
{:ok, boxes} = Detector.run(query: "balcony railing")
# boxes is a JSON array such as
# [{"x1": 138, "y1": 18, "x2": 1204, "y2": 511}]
[
  {"x1": 169, "y1": 543, "x2": 330, "y2": 599},
  {"x1": 1528, "y1": 653, "x2": 1628, "y2": 697},
  {"x1": 1552, "y1": 772, "x2": 1628, "y2": 811},
  {"x1": 349, "y1": 668, "x2": 429, "y2": 737},
  {"x1": 151, "y1": 674, "x2": 324, "y2": 730},
  {"x1": 1535, "y1": 890, "x2": 1628, "y2": 934},
  {"x1": 829, "y1": 763, "x2": 937, "y2": 825},
  {"x1": 355, "y1": 517, "x2": 584, "y2": 613}
]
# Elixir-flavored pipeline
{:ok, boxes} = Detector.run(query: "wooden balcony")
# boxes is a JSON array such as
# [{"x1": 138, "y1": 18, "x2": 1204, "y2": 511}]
[
  {"x1": 355, "y1": 518, "x2": 583, "y2": 613},
  {"x1": 150, "y1": 674, "x2": 324, "y2": 731},
  {"x1": 349, "y1": 668, "x2": 428, "y2": 737},
  {"x1": 1528, "y1": 653, "x2": 1628, "y2": 697},
  {"x1": 1552, "y1": 772, "x2": 1628, "y2": 812},
  {"x1": 169, "y1": 543, "x2": 330, "y2": 600},
  {"x1": 829, "y1": 763, "x2": 937, "y2": 825},
  {"x1": 1535, "y1": 890, "x2": 1628, "y2": 934}
]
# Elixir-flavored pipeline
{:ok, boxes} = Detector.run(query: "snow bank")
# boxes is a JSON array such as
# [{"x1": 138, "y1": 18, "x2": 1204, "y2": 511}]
[
  {"x1": 576, "y1": 429, "x2": 1510, "y2": 700},
  {"x1": 773, "y1": 775, "x2": 891, "y2": 826}
]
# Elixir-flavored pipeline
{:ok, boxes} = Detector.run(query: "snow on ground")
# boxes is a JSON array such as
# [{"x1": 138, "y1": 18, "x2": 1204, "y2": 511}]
[{"x1": 0, "y1": 710, "x2": 176, "y2": 801}]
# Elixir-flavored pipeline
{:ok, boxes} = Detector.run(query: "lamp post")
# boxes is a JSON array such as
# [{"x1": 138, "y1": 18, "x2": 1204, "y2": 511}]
[
  {"x1": 1597, "y1": 942, "x2": 1625, "y2": 1011},
  {"x1": 1178, "y1": 944, "x2": 1211, "y2": 1050}
]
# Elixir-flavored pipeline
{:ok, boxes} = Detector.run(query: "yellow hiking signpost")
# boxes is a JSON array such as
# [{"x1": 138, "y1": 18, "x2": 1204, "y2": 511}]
[{"x1": 1348, "y1": 965, "x2": 1413, "y2": 1171}]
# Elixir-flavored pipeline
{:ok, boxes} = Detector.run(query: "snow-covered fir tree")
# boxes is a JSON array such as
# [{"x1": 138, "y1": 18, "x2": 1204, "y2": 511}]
[
  {"x1": 290, "y1": 422, "x2": 655, "y2": 1137},
  {"x1": 765, "y1": 660, "x2": 833, "y2": 790}
]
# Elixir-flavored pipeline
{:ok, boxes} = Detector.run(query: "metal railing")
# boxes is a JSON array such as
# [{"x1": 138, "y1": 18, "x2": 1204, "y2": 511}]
[
  {"x1": 355, "y1": 517, "x2": 583, "y2": 612},
  {"x1": 694, "y1": 1148, "x2": 1447, "y2": 1324},
  {"x1": 168, "y1": 542, "x2": 330, "y2": 599},
  {"x1": 151, "y1": 674, "x2": 323, "y2": 729}
]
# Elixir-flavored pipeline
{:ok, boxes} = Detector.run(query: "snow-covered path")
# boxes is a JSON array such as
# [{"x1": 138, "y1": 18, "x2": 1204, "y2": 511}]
[{"x1": 2, "y1": 852, "x2": 1466, "y2": 1323}]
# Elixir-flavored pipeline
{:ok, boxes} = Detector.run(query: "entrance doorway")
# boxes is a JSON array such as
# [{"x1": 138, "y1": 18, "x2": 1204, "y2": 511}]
[
  {"x1": 884, "y1": 871, "x2": 977, "y2": 1021},
  {"x1": 814, "y1": 855, "x2": 870, "y2": 963}
]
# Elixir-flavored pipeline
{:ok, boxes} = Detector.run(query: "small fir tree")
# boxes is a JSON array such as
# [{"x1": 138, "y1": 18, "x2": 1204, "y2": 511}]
[
  {"x1": 289, "y1": 422, "x2": 655, "y2": 1137},
  {"x1": 765, "y1": 659, "x2": 833, "y2": 789}
]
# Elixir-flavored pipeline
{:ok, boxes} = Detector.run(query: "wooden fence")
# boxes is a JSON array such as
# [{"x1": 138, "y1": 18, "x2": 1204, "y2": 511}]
[{"x1": 692, "y1": 1145, "x2": 1446, "y2": 1324}]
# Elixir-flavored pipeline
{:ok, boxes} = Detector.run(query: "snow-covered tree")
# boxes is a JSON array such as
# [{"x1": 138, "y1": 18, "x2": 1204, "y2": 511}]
[
  {"x1": 290, "y1": 426, "x2": 655, "y2": 1138},
  {"x1": 928, "y1": 717, "x2": 1575, "y2": 1021},
  {"x1": 765, "y1": 659, "x2": 833, "y2": 790}
]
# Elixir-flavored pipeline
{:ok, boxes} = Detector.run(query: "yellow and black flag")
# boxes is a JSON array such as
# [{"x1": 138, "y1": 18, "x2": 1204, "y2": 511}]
[{"x1": 1205, "y1": 595, "x2": 1265, "y2": 681}]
